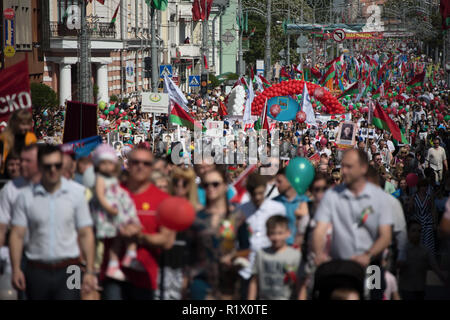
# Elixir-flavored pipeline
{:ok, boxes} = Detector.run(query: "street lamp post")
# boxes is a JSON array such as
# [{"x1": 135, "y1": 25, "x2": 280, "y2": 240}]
[
  {"x1": 286, "y1": 2, "x2": 290, "y2": 67},
  {"x1": 238, "y1": 0, "x2": 244, "y2": 75},
  {"x1": 150, "y1": 7, "x2": 159, "y2": 92},
  {"x1": 264, "y1": 0, "x2": 271, "y2": 79}
]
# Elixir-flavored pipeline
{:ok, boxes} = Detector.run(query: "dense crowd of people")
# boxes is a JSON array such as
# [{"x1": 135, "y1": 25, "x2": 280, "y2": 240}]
[{"x1": 0, "y1": 38, "x2": 449, "y2": 300}]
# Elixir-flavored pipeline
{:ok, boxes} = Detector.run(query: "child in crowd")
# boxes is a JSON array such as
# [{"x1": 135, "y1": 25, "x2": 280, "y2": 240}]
[
  {"x1": 90, "y1": 144, "x2": 142, "y2": 281},
  {"x1": 248, "y1": 215, "x2": 301, "y2": 300},
  {"x1": 382, "y1": 249, "x2": 401, "y2": 300}
]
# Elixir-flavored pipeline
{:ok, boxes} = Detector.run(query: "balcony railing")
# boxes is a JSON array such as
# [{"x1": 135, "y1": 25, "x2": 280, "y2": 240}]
[{"x1": 49, "y1": 22, "x2": 117, "y2": 39}]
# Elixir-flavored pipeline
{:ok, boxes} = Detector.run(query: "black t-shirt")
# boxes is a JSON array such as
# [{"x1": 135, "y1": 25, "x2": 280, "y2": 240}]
[{"x1": 159, "y1": 231, "x2": 189, "y2": 270}]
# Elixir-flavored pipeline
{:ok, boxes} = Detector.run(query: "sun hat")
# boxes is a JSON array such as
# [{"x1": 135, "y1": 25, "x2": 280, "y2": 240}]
[{"x1": 91, "y1": 144, "x2": 118, "y2": 165}]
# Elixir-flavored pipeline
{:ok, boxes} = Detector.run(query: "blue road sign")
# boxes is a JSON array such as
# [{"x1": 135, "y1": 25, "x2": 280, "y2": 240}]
[
  {"x1": 189, "y1": 75, "x2": 200, "y2": 87},
  {"x1": 159, "y1": 65, "x2": 173, "y2": 78}
]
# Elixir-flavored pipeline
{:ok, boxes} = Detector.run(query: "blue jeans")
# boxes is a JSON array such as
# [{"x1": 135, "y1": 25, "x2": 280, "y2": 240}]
[{"x1": 102, "y1": 279, "x2": 154, "y2": 300}]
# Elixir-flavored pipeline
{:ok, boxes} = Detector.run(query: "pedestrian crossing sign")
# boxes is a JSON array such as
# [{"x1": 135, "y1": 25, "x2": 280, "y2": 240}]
[
  {"x1": 159, "y1": 65, "x2": 173, "y2": 78},
  {"x1": 189, "y1": 75, "x2": 200, "y2": 87}
]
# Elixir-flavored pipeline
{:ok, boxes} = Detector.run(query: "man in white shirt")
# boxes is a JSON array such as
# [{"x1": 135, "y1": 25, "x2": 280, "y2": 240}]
[
  {"x1": 426, "y1": 137, "x2": 448, "y2": 183},
  {"x1": 383, "y1": 133, "x2": 396, "y2": 153},
  {"x1": 0, "y1": 144, "x2": 41, "y2": 248}
]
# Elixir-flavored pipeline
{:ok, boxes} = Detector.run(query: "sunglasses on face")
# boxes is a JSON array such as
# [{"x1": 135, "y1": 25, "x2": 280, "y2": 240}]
[
  {"x1": 129, "y1": 159, "x2": 153, "y2": 167},
  {"x1": 202, "y1": 181, "x2": 222, "y2": 189},
  {"x1": 173, "y1": 178, "x2": 189, "y2": 188},
  {"x1": 42, "y1": 162, "x2": 63, "y2": 171},
  {"x1": 312, "y1": 186, "x2": 327, "y2": 193}
]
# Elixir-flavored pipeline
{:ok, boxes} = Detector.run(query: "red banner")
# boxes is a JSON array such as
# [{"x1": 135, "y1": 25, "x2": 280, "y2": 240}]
[{"x1": 0, "y1": 59, "x2": 31, "y2": 123}]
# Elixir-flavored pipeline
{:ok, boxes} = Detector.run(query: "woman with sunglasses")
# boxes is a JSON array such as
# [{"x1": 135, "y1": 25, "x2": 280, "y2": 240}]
[
  {"x1": 302, "y1": 135, "x2": 313, "y2": 151},
  {"x1": 331, "y1": 170, "x2": 342, "y2": 186},
  {"x1": 297, "y1": 173, "x2": 332, "y2": 300},
  {"x1": 188, "y1": 167, "x2": 238, "y2": 300}
]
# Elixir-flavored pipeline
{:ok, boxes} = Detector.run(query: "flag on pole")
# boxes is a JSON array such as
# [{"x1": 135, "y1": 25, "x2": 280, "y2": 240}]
[
  {"x1": 146, "y1": 0, "x2": 168, "y2": 11},
  {"x1": 243, "y1": 78, "x2": 254, "y2": 123},
  {"x1": 164, "y1": 75, "x2": 189, "y2": 111},
  {"x1": 407, "y1": 71, "x2": 425, "y2": 91},
  {"x1": 203, "y1": 55, "x2": 208, "y2": 70},
  {"x1": 337, "y1": 82, "x2": 359, "y2": 99},
  {"x1": 372, "y1": 103, "x2": 408, "y2": 144},
  {"x1": 255, "y1": 98, "x2": 269, "y2": 131},
  {"x1": 302, "y1": 82, "x2": 316, "y2": 125},
  {"x1": 440, "y1": 0, "x2": 450, "y2": 30},
  {"x1": 109, "y1": 3, "x2": 120, "y2": 27},
  {"x1": 230, "y1": 164, "x2": 258, "y2": 203},
  {"x1": 320, "y1": 63, "x2": 336, "y2": 85},
  {"x1": 258, "y1": 75, "x2": 271, "y2": 88},
  {"x1": 169, "y1": 103, "x2": 203, "y2": 130}
]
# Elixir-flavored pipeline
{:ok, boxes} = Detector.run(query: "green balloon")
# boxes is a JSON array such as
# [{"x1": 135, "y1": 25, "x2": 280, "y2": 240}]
[
  {"x1": 444, "y1": 115, "x2": 450, "y2": 121},
  {"x1": 124, "y1": 116, "x2": 128, "y2": 120},
  {"x1": 98, "y1": 101, "x2": 106, "y2": 110},
  {"x1": 405, "y1": 107, "x2": 410, "y2": 112},
  {"x1": 104, "y1": 110, "x2": 109, "y2": 115},
  {"x1": 286, "y1": 157, "x2": 315, "y2": 195},
  {"x1": 388, "y1": 93, "x2": 392, "y2": 97}
]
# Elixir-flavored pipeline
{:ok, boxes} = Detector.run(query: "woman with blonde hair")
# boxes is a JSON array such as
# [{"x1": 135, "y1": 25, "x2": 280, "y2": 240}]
[
  {"x1": 155, "y1": 165, "x2": 201, "y2": 300},
  {"x1": 169, "y1": 166, "x2": 201, "y2": 211},
  {"x1": 0, "y1": 109, "x2": 37, "y2": 173}
]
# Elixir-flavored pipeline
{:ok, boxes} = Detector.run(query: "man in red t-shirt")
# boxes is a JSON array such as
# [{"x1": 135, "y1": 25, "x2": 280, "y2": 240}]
[{"x1": 101, "y1": 147, "x2": 175, "y2": 300}]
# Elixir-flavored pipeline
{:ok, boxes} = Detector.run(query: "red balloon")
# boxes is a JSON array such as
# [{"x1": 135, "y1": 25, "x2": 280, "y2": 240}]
[
  {"x1": 296, "y1": 111, "x2": 306, "y2": 123},
  {"x1": 196, "y1": 99, "x2": 202, "y2": 107},
  {"x1": 320, "y1": 137, "x2": 327, "y2": 146},
  {"x1": 270, "y1": 104, "x2": 281, "y2": 118},
  {"x1": 438, "y1": 113, "x2": 444, "y2": 122},
  {"x1": 157, "y1": 197, "x2": 195, "y2": 231},
  {"x1": 406, "y1": 173, "x2": 419, "y2": 188}
]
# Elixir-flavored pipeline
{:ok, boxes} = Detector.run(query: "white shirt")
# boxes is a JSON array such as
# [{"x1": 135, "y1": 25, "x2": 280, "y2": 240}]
[
  {"x1": 0, "y1": 177, "x2": 30, "y2": 225},
  {"x1": 238, "y1": 199, "x2": 286, "y2": 251},
  {"x1": 237, "y1": 199, "x2": 286, "y2": 279},
  {"x1": 386, "y1": 140, "x2": 395, "y2": 153},
  {"x1": 239, "y1": 183, "x2": 280, "y2": 204}
]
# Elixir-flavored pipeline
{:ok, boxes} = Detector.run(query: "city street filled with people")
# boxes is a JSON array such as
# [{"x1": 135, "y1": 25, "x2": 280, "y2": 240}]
[{"x1": 1, "y1": 2, "x2": 450, "y2": 302}]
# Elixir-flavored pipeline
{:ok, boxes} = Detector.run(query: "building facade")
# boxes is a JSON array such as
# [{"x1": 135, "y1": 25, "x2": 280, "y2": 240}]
[
  {"x1": 1, "y1": 0, "x2": 44, "y2": 83},
  {"x1": 38, "y1": 0, "x2": 238, "y2": 107}
]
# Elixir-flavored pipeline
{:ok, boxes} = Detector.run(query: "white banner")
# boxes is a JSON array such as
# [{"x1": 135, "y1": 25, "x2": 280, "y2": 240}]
[
  {"x1": 141, "y1": 92, "x2": 169, "y2": 114},
  {"x1": 126, "y1": 61, "x2": 135, "y2": 83}
]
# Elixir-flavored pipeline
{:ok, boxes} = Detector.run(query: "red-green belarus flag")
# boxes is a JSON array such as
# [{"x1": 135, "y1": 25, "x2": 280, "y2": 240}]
[
  {"x1": 407, "y1": 71, "x2": 425, "y2": 92},
  {"x1": 372, "y1": 103, "x2": 408, "y2": 144},
  {"x1": 169, "y1": 103, "x2": 204, "y2": 131}
]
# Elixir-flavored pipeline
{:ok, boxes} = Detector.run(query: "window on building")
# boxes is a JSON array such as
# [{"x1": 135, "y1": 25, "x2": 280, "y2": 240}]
[{"x1": 58, "y1": 0, "x2": 81, "y2": 23}]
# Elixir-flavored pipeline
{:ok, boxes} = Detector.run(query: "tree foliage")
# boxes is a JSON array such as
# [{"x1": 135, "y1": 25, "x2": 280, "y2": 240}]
[{"x1": 30, "y1": 83, "x2": 58, "y2": 111}]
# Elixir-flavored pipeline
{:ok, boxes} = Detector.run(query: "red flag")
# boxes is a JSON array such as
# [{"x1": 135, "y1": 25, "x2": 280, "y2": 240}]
[
  {"x1": 280, "y1": 67, "x2": 290, "y2": 79},
  {"x1": 218, "y1": 100, "x2": 228, "y2": 117},
  {"x1": 372, "y1": 103, "x2": 403, "y2": 142},
  {"x1": 0, "y1": 58, "x2": 31, "y2": 123},
  {"x1": 192, "y1": 0, "x2": 202, "y2": 21},
  {"x1": 203, "y1": 55, "x2": 208, "y2": 69},
  {"x1": 261, "y1": 98, "x2": 269, "y2": 131},
  {"x1": 230, "y1": 164, "x2": 258, "y2": 203},
  {"x1": 193, "y1": 0, "x2": 213, "y2": 21},
  {"x1": 440, "y1": 0, "x2": 450, "y2": 30},
  {"x1": 200, "y1": 0, "x2": 214, "y2": 20}
]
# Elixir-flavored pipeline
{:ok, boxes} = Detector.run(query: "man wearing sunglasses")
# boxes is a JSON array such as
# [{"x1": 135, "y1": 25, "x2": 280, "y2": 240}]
[
  {"x1": 101, "y1": 146, "x2": 175, "y2": 300},
  {"x1": 9, "y1": 144, "x2": 97, "y2": 300}
]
